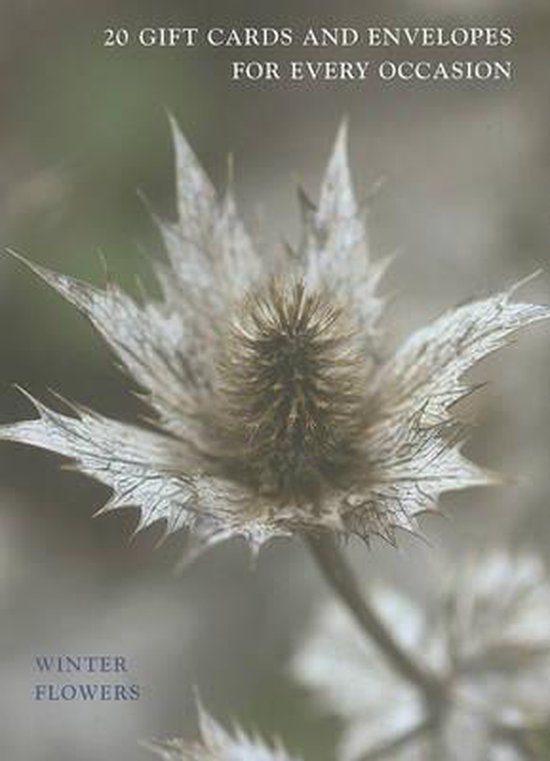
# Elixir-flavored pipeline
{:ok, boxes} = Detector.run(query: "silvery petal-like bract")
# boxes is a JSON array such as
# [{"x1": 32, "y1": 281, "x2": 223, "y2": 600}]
[
  {"x1": 293, "y1": 551, "x2": 550, "y2": 761},
  {"x1": 144, "y1": 701, "x2": 301, "y2": 761},
  {"x1": 1, "y1": 121, "x2": 548, "y2": 560}
]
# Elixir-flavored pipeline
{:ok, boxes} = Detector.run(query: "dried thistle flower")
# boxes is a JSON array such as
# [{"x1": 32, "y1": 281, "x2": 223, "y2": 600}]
[
  {"x1": 293, "y1": 551, "x2": 550, "y2": 761},
  {"x1": 1, "y1": 121, "x2": 548, "y2": 562},
  {"x1": 144, "y1": 700, "x2": 301, "y2": 761}
]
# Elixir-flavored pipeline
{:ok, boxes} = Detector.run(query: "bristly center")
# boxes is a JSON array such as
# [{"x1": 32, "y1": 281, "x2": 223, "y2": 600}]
[{"x1": 208, "y1": 278, "x2": 368, "y2": 503}]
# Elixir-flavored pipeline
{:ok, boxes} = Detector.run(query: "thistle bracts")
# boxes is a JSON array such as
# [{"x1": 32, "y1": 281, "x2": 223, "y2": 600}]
[{"x1": 1, "y1": 121, "x2": 548, "y2": 561}]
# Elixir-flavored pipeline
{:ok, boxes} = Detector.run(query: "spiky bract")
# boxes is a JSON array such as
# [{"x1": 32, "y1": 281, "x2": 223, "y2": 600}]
[{"x1": 145, "y1": 700, "x2": 301, "y2": 761}]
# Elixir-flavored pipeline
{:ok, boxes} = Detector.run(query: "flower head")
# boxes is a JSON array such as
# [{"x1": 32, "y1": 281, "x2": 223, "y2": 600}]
[
  {"x1": 144, "y1": 700, "x2": 300, "y2": 761},
  {"x1": 293, "y1": 551, "x2": 550, "y2": 760},
  {"x1": 1, "y1": 120, "x2": 548, "y2": 562}
]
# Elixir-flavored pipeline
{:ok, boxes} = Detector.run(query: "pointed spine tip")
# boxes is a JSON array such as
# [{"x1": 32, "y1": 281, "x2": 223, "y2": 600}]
[
  {"x1": 3, "y1": 249, "x2": 93, "y2": 306},
  {"x1": 92, "y1": 499, "x2": 114, "y2": 518},
  {"x1": 507, "y1": 268, "x2": 545, "y2": 297},
  {"x1": 12, "y1": 384, "x2": 45, "y2": 415},
  {"x1": 226, "y1": 151, "x2": 235, "y2": 189},
  {"x1": 4, "y1": 248, "x2": 46, "y2": 280},
  {"x1": 336, "y1": 115, "x2": 350, "y2": 144},
  {"x1": 164, "y1": 107, "x2": 179, "y2": 135}
]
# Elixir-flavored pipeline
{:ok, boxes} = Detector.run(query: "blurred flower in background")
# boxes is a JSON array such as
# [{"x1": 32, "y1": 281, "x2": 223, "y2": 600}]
[
  {"x1": 145, "y1": 700, "x2": 302, "y2": 761},
  {"x1": 293, "y1": 551, "x2": 550, "y2": 760}
]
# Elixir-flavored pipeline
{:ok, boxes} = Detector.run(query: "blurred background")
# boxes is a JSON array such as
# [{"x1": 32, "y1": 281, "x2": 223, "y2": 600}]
[{"x1": 1, "y1": 1, "x2": 549, "y2": 759}]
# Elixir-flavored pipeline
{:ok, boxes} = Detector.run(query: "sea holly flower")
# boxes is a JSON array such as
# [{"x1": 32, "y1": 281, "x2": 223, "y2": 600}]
[
  {"x1": 1, "y1": 121, "x2": 547, "y2": 562},
  {"x1": 144, "y1": 700, "x2": 301, "y2": 761},
  {"x1": 293, "y1": 551, "x2": 550, "y2": 761}
]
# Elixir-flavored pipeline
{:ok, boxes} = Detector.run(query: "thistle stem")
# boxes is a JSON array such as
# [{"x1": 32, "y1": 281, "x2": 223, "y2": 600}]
[{"x1": 305, "y1": 533, "x2": 446, "y2": 705}]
